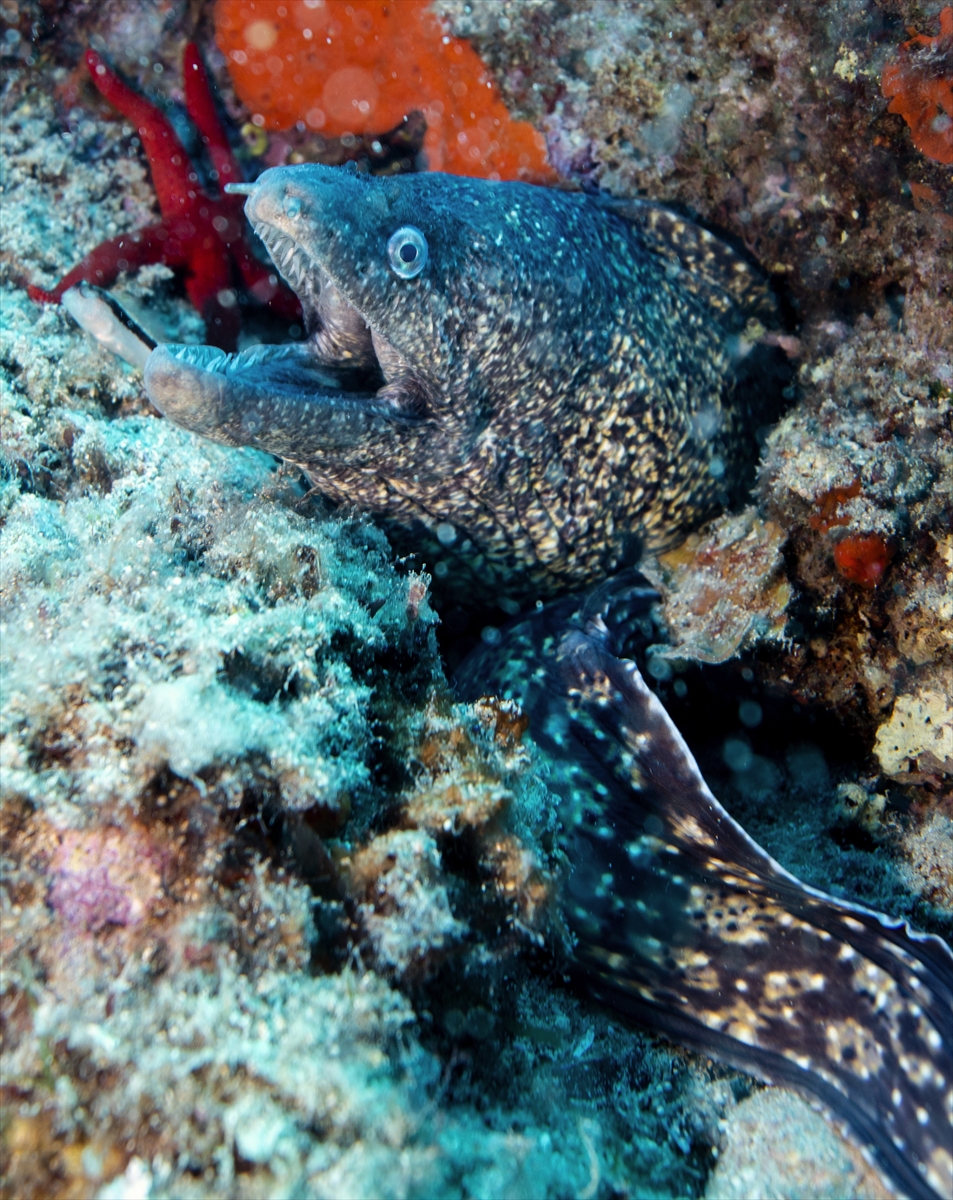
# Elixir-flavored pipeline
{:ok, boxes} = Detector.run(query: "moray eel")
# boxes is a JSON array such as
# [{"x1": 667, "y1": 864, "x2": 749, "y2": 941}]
[
  {"x1": 141, "y1": 164, "x2": 953, "y2": 1200},
  {"x1": 144, "y1": 163, "x2": 776, "y2": 603},
  {"x1": 456, "y1": 577, "x2": 953, "y2": 1200}
]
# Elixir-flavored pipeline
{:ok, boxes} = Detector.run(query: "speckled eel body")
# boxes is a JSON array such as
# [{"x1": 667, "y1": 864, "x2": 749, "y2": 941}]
[{"x1": 143, "y1": 165, "x2": 953, "y2": 1200}]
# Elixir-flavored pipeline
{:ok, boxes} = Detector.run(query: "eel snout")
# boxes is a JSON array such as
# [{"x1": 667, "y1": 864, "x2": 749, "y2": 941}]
[{"x1": 144, "y1": 167, "x2": 432, "y2": 458}]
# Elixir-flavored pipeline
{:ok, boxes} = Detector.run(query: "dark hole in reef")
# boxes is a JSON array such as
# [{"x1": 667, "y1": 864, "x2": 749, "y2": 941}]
[
  {"x1": 824, "y1": 273, "x2": 908, "y2": 326},
  {"x1": 219, "y1": 648, "x2": 295, "y2": 704},
  {"x1": 828, "y1": 821, "x2": 881, "y2": 854},
  {"x1": 363, "y1": 637, "x2": 439, "y2": 801},
  {"x1": 750, "y1": 56, "x2": 776, "y2": 82},
  {"x1": 435, "y1": 822, "x2": 519, "y2": 936},
  {"x1": 725, "y1": 341, "x2": 794, "y2": 509},
  {"x1": 883, "y1": 282, "x2": 906, "y2": 329},
  {"x1": 658, "y1": 655, "x2": 950, "y2": 937}
]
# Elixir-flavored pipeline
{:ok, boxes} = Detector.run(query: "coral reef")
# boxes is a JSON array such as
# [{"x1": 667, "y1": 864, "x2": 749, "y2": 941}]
[
  {"x1": 873, "y1": 688, "x2": 953, "y2": 777},
  {"x1": 898, "y1": 811, "x2": 953, "y2": 915},
  {"x1": 644, "y1": 508, "x2": 791, "y2": 665},
  {"x1": 2, "y1": 2, "x2": 951, "y2": 1197},
  {"x1": 704, "y1": 1088, "x2": 890, "y2": 1200}
]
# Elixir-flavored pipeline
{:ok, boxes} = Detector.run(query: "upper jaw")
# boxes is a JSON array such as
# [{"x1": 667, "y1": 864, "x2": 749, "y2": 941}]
[
  {"x1": 245, "y1": 168, "x2": 395, "y2": 382},
  {"x1": 253, "y1": 220, "x2": 316, "y2": 299},
  {"x1": 246, "y1": 175, "x2": 336, "y2": 319},
  {"x1": 244, "y1": 167, "x2": 434, "y2": 411},
  {"x1": 245, "y1": 165, "x2": 353, "y2": 321}
]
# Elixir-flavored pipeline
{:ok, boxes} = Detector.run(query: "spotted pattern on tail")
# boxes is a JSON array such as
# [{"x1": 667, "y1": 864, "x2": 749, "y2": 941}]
[{"x1": 456, "y1": 584, "x2": 953, "y2": 1200}]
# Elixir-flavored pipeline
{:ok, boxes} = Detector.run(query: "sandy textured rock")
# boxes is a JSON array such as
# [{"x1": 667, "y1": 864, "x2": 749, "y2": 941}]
[{"x1": 2, "y1": 4, "x2": 950, "y2": 1198}]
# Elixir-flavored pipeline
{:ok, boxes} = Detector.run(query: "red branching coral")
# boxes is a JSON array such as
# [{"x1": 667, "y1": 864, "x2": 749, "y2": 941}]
[
  {"x1": 882, "y1": 6, "x2": 953, "y2": 165},
  {"x1": 833, "y1": 534, "x2": 895, "y2": 587},
  {"x1": 28, "y1": 44, "x2": 300, "y2": 349}
]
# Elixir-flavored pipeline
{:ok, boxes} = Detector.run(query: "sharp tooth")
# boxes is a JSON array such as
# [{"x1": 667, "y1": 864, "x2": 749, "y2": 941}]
[{"x1": 253, "y1": 226, "x2": 311, "y2": 289}]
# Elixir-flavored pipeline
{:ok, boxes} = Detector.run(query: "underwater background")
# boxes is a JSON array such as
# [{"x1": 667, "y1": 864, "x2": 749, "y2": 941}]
[{"x1": 1, "y1": 2, "x2": 951, "y2": 1198}]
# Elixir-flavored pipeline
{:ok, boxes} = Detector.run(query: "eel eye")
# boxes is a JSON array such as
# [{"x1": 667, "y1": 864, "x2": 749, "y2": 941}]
[{"x1": 387, "y1": 226, "x2": 428, "y2": 279}]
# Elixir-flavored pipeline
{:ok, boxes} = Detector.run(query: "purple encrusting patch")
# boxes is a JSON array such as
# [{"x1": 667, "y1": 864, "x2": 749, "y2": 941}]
[
  {"x1": 49, "y1": 864, "x2": 135, "y2": 931},
  {"x1": 48, "y1": 828, "x2": 162, "y2": 932}
]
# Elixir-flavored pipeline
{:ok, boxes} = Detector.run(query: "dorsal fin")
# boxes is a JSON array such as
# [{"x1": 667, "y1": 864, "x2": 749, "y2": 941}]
[{"x1": 598, "y1": 197, "x2": 777, "y2": 325}]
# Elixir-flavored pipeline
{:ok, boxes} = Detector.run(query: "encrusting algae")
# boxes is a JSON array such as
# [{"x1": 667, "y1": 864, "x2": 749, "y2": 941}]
[
  {"x1": 214, "y1": 0, "x2": 555, "y2": 181},
  {"x1": 882, "y1": 6, "x2": 953, "y2": 166}
]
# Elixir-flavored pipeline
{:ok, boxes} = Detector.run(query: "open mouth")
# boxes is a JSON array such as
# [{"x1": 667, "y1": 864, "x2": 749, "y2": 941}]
[
  {"x1": 253, "y1": 222, "x2": 317, "y2": 301},
  {"x1": 163, "y1": 211, "x2": 387, "y2": 401},
  {"x1": 143, "y1": 202, "x2": 426, "y2": 452},
  {"x1": 250, "y1": 214, "x2": 387, "y2": 390},
  {"x1": 142, "y1": 230, "x2": 433, "y2": 477}
]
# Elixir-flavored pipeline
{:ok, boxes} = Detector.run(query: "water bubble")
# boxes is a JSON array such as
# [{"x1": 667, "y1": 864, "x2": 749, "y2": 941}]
[
  {"x1": 739, "y1": 700, "x2": 763, "y2": 728},
  {"x1": 736, "y1": 755, "x2": 782, "y2": 800},
  {"x1": 691, "y1": 404, "x2": 721, "y2": 442},
  {"x1": 723, "y1": 738, "x2": 753, "y2": 773},
  {"x1": 786, "y1": 743, "x2": 829, "y2": 791},
  {"x1": 467, "y1": 1006, "x2": 495, "y2": 1040}
]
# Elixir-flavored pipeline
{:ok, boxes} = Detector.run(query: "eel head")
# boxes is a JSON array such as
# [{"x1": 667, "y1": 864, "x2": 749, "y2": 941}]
[{"x1": 144, "y1": 163, "x2": 588, "y2": 470}]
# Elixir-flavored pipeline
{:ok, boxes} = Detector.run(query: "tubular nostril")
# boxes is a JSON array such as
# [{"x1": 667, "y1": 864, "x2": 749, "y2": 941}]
[{"x1": 285, "y1": 195, "x2": 302, "y2": 218}]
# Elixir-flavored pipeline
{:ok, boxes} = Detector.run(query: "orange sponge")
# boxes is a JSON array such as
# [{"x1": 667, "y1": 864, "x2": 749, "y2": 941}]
[
  {"x1": 214, "y1": 0, "x2": 555, "y2": 182},
  {"x1": 882, "y1": 6, "x2": 953, "y2": 165}
]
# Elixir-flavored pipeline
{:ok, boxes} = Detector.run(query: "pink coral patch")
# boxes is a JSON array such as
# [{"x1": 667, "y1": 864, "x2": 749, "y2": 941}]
[{"x1": 49, "y1": 827, "x2": 165, "y2": 932}]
